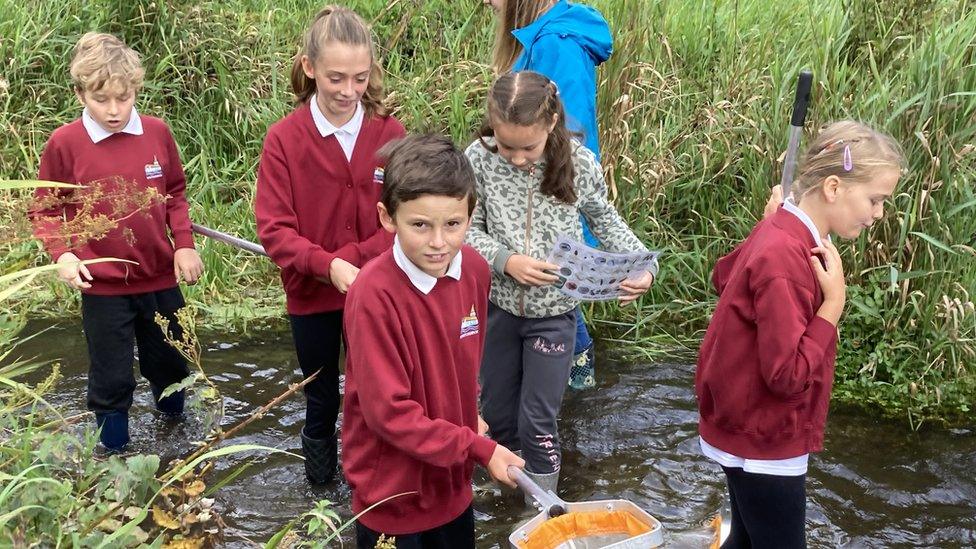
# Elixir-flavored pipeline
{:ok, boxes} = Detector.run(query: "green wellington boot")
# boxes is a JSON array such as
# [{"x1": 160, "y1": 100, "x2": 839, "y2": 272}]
[
  {"x1": 523, "y1": 468, "x2": 560, "y2": 508},
  {"x1": 569, "y1": 344, "x2": 596, "y2": 390}
]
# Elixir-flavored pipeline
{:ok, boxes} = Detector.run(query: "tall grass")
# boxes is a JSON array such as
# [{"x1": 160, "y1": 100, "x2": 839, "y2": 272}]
[
  {"x1": 593, "y1": 0, "x2": 976, "y2": 424},
  {"x1": 1, "y1": 0, "x2": 973, "y2": 423}
]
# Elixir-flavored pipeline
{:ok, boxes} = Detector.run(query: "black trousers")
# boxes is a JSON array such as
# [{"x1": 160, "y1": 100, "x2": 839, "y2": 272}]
[
  {"x1": 80, "y1": 287, "x2": 189, "y2": 414},
  {"x1": 355, "y1": 505, "x2": 474, "y2": 549},
  {"x1": 721, "y1": 466, "x2": 807, "y2": 549},
  {"x1": 288, "y1": 310, "x2": 343, "y2": 439},
  {"x1": 479, "y1": 303, "x2": 576, "y2": 474}
]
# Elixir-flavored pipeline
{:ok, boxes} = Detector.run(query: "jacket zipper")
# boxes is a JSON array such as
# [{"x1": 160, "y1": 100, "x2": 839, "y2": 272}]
[{"x1": 521, "y1": 180, "x2": 534, "y2": 317}]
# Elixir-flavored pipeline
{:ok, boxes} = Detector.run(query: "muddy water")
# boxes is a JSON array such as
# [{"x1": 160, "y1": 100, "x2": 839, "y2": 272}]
[{"x1": 17, "y1": 321, "x2": 976, "y2": 548}]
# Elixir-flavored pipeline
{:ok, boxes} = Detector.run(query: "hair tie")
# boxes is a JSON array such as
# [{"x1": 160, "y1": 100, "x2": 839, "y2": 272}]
[{"x1": 843, "y1": 144, "x2": 853, "y2": 171}]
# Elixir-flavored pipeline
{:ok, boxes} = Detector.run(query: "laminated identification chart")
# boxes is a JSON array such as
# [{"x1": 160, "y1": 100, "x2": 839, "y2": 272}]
[{"x1": 546, "y1": 235, "x2": 660, "y2": 301}]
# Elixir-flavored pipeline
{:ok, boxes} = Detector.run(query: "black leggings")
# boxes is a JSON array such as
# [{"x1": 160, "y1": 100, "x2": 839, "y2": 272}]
[
  {"x1": 721, "y1": 466, "x2": 806, "y2": 549},
  {"x1": 288, "y1": 311, "x2": 343, "y2": 439}
]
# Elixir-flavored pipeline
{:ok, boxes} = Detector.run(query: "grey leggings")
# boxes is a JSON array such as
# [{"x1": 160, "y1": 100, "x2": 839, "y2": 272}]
[{"x1": 480, "y1": 303, "x2": 576, "y2": 474}]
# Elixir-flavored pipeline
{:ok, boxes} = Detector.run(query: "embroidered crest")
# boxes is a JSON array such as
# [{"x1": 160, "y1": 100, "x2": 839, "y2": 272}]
[
  {"x1": 145, "y1": 156, "x2": 163, "y2": 179},
  {"x1": 460, "y1": 305, "x2": 479, "y2": 339},
  {"x1": 373, "y1": 167, "x2": 384, "y2": 184}
]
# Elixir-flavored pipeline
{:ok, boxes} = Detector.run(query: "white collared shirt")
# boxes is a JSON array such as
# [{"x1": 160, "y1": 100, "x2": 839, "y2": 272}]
[
  {"x1": 700, "y1": 197, "x2": 828, "y2": 477},
  {"x1": 309, "y1": 95, "x2": 364, "y2": 162},
  {"x1": 700, "y1": 437, "x2": 809, "y2": 476},
  {"x1": 82, "y1": 107, "x2": 144, "y2": 144},
  {"x1": 392, "y1": 235, "x2": 462, "y2": 295},
  {"x1": 782, "y1": 197, "x2": 826, "y2": 247}
]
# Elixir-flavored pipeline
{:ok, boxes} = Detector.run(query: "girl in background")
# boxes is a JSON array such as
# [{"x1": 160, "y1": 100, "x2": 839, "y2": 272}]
[{"x1": 485, "y1": 0, "x2": 616, "y2": 389}]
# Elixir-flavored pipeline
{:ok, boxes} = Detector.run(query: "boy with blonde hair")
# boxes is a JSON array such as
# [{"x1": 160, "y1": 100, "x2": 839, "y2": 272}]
[{"x1": 31, "y1": 32, "x2": 203, "y2": 453}]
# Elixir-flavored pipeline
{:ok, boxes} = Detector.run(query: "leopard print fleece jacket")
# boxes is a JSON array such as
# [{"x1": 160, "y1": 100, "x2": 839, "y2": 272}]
[{"x1": 465, "y1": 138, "x2": 657, "y2": 319}]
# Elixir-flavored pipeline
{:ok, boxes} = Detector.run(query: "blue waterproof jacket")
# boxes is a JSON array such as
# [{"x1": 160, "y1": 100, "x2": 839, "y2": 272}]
[{"x1": 512, "y1": 0, "x2": 613, "y2": 160}]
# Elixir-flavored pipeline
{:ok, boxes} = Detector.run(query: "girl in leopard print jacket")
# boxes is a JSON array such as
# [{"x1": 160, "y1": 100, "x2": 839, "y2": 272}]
[{"x1": 464, "y1": 70, "x2": 657, "y2": 492}]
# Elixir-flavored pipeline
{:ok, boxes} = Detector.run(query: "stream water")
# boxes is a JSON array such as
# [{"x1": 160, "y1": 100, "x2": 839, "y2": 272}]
[{"x1": 17, "y1": 320, "x2": 976, "y2": 548}]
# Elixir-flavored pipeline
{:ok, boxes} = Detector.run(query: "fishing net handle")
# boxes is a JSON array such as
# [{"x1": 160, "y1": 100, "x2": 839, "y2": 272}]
[
  {"x1": 780, "y1": 70, "x2": 813, "y2": 199},
  {"x1": 191, "y1": 223, "x2": 268, "y2": 257},
  {"x1": 508, "y1": 466, "x2": 568, "y2": 517}
]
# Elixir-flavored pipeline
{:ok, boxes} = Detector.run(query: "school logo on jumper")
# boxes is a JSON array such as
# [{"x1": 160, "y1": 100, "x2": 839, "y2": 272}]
[
  {"x1": 144, "y1": 156, "x2": 163, "y2": 179},
  {"x1": 460, "y1": 305, "x2": 479, "y2": 339},
  {"x1": 372, "y1": 167, "x2": 384, "y2": 184}
]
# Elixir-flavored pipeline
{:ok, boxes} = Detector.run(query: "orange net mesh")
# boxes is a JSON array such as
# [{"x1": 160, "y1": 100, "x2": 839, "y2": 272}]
[
  {"x1": 516, "y1": 510, "x2": 652, "y2": 549},
  {"x1": 708, "y1": 513, "x2": 723, "y2": 549}
]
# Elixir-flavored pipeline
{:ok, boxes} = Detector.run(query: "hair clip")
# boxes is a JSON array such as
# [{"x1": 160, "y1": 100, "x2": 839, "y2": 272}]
[
  {"x1": 817, "y1": 139, "x2": 845, "y2": 156},
  {"x1": 843, "y1": 144, "x2": 853, "y2": 171}
]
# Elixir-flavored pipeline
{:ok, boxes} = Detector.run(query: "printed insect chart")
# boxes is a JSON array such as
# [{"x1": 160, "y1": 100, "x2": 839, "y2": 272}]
[{"x1": 546, "y1": 235, "x2": 660, "y2": 301}]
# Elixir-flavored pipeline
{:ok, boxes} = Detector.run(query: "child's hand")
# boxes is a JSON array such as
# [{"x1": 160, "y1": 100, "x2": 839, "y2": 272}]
[
  {"x1": 811, "y1": 240, "x2": 846, "y2": 326},
  {"x1": 174, "y1": 248, "x2": 204, "y2": 285},
  {"x1": 487, "y1": 444, "x2": 524, "y2": 489},
  {"x1": 56, "y1": 252, "x2": 92, "y2": 290},
  {"x1": 764, "y1": 184, "x2": 784, "y2": 220},
  {"x1": 504, "y1": 255, "x2": 559, "y2": 287},
  {"x1": 618, "y1": 270, "x2": 654, "y2": 306},
  {"x1": 329, "y1": 258, "x2": 360, "y2": 293},
  {"x1": 477, "y1": 415, "x2": 489, "y2": 437}
]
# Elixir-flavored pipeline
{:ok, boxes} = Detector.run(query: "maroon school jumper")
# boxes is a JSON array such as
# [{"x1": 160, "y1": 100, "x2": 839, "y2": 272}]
[
  {"x1": 341, "y1": 246, "x2": 497, "y2": 534},
  {"x1": 254, "y1": 103, "x2": 405, "y2": 315},
  {"x1": 696, "y1": 207, "x2": 839, "y2": 459},
  {"x1": 32, "y1": 115, "x2": 194, "y2": 295}
]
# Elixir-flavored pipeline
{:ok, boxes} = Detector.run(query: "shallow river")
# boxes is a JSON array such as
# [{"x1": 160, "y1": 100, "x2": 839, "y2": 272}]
[{"x1": 18, "y1": 321, "x2": 976, "y2": 548}]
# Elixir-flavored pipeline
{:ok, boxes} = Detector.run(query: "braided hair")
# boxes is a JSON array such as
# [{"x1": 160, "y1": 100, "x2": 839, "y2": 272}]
[{"x1": 479, "y1": 71, "x2": 578, "y2": 204}]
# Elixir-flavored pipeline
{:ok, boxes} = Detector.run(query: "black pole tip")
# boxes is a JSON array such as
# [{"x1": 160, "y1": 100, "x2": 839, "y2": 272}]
[{"x1": 790, "y1": 70, "x2": 814, "y2": 127}]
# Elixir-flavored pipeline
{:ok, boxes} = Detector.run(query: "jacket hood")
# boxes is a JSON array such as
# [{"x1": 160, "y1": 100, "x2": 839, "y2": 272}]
[{"x1": 513, "y1": 0, "x2": 613, "y2": 65}]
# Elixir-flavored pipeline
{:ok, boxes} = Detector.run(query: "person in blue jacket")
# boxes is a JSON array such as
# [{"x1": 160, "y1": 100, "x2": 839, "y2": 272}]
[{"x1": 486, "y1": 0, "x2": 613, "y2": 390}]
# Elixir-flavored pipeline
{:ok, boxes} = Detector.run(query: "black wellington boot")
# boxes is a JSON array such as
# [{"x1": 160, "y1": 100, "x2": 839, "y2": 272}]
[{"x1": 301, "y1": 427, "x2": 338, "y2": 485}]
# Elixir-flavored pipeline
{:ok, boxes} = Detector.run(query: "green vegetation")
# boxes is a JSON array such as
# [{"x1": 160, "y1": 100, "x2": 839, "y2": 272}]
[
  {"x1": 1, "y1": 0, "x2": 973, "y2": 426},
  {"x1": 0, "y1": 183, "x2": 292, "y2": 546}
]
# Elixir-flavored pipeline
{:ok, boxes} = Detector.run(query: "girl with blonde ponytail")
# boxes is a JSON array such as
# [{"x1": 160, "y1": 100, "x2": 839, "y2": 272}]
[
  {"x1": 697, "y1": 120, "x2": 904, "y2": 547},
  {"x1": 254, "y1": 5, "x2": 405, "y2": 486}
]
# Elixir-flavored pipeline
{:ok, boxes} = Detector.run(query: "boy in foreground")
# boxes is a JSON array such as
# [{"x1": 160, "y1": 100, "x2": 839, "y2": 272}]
[{"x1": 341, "y1": 134, "x2": 524, "y2": 548}]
